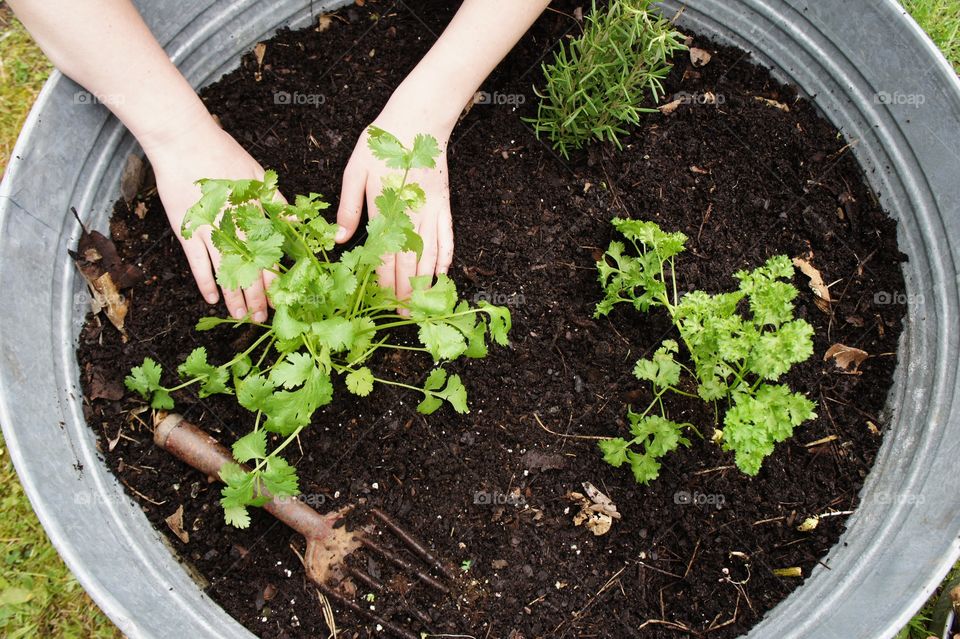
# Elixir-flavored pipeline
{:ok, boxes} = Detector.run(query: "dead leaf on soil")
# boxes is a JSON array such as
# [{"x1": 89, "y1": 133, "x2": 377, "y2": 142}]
[
  {"x1": 566, "y1": 481, "x2": 621, "y2": 536},
  {"x1": 316, "y1": 15, "x2": 333, "y2": 32},
  {"x1": 824, "y1": 343, "x2": 869, "y2": 372},
  {"x1": 88, "y1": 366, "x2": 124, "y2": 401},
  {"x1": 690, "y1": 47, "x2": 712, "y2": 67},
  {"x1": 119, "y1": 154, "x2": 146, "y2": 206},
  {"x1": 134, "y1": 201, "x2": 148, "y2": 220},
  {"x1": 521, "y1": 449, "x2": 568, "y2": 473},
  {"x1": 106, "y1": 426, "x2": 122, "y2": 453},
  {"x1": 754, "y1": 96, "x2": 790, "y2": 112},
  {"x1": 165, "y1": 505, "x2": 189, "y2": 543},
  {"x1": 70, "y1": 211, "x2": 142, "y2": 340},
  {"x1": 659, "y1": 98, "x2": 683, "y2": 115},
  {"x1": 254, "y1": 43, "x2": 266, "y2": 81},
  {"x1": 792, "y1": 255, "x2": 832, "y2": 312}
]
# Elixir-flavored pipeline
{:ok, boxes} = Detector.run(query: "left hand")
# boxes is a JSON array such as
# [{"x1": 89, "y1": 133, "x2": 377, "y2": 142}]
[{"x1": 334, "y1": 109, "x2": 456, "y2": 302}]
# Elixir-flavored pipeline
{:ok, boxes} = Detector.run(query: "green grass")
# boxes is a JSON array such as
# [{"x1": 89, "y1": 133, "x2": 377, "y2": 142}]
[
  {"x1": 0, "y1": 6, "x2": 122, "y2": 637},
  {"x1": 0, "y1": 6, "x2": 50, "y2": 178},
  {"x1": 903, "y1": 0, "x2": 960, "y2": 72},
  {"x1": 0, "y1": 2, "x2": 957, "y2": 638}
]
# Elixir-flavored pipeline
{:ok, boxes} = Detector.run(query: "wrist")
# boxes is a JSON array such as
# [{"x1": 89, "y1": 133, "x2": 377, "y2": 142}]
[
  {"x1": 374, "y1": 71, "x2": 471, "y2": 145},
  {"x1": 129, "y1": 96, "x2": 220, "y2": 160}
]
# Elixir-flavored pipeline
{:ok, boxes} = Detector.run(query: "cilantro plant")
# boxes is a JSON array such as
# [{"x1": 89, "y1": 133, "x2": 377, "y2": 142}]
[
  {"x1": 595, "y1": 218, "x2": 816, "y2": 480},
  {"x1": 527, "y1": 0, "x2": 687, "y2": 158},
  {"x1": 126, "y1": 127, "x2": 511, "y2": 528}
]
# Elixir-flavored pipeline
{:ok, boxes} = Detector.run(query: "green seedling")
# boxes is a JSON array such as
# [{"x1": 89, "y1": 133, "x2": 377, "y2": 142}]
[
  {"x1": 595, "y1": 218, "x2": 816, "y2": 480},
  {"x1": 126, "y1": 127, "x2": 511, "y2": 527},
  {"x1": 528, "y1": 0, "x2": 687, "y2": 158}
]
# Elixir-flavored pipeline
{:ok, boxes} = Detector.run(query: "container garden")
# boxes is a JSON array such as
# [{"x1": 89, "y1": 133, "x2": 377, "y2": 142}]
[{"x1": 1, "y1": 0, "x2": 959, "y2": 637}]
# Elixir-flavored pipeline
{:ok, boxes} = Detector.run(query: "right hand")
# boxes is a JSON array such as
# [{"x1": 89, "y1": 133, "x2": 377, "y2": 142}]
[{"x1": 145, "y1": 119, "x2": 278, "y2": 323}]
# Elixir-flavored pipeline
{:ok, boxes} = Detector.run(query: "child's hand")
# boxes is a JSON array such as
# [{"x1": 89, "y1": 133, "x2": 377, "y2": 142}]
[
  {"x1": 147, "y1": 122, "x2": 279, "y2": 322},
  {"x1": 335, "y1": 121, "x2": 454, "y2": 302}
]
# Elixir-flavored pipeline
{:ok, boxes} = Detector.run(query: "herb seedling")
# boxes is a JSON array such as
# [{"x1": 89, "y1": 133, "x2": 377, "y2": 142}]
[
  {"x1": 595, "y1": 218, "x2": 816, "y2": 480},
  {"x1": 127, "y1": 127, "x2": 511, "y2": 527},
  {"x1": 527, "y1": 0, "x2": 687, "y2": 158}
]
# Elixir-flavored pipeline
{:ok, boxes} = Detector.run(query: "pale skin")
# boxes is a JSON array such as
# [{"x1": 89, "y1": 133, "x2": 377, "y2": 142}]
[{"x1": 9, "y1": 0, "x2": 551, "y2": 321}]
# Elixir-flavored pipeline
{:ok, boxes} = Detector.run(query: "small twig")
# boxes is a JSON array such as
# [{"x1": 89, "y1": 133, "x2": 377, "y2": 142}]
[
  {"x1": 636, "y1": 619, "x2": 699, "y2": 635},
  {"x1": 533, "y1": 413, "x2": 608, "y2": 440},
  {"x1": 683, "y1": 540, "x2": 701, "y2": 579},
  {"x1": 119, "y1": 480, "x2": 165, "y2": 505},
  {"x1": 804, "y1": 434, "x2": 839, "y2": 447},
  {"x1": 693, "y1": 465, "x2": 735, "y2": 476},
  {"x1": 696, "y1": 203, "x2": 713, "y2": 245},
  {"x1": 637, "y1": 561, "x2": 684, "y2": 580},
  {"x1": 316, "y1": 589, "x2": 338, "y2": 639}
]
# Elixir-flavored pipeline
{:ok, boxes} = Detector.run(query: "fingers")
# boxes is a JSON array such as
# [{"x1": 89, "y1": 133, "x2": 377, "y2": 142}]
[
  {"x1": 180, "y1": 235, "x2": 220, "y2": 304},
  {"x1": 395, "y1": 249, "x2": 419, "y2": 302},
  {"x1": 242, "y1": 276, "x2": 269, "y2": 323},
  {"x1": 376, "y1": 254, "x2": 397, "y2": 299},
  {"x1": 203, "y1": 236, "x2": 266, "y2": 321},
  {"x1": 415, "y1": 223, "x2": 439, "y2": 281},
  {"x1": 262, "y1": 270, "x2": 278, "y2": 309},
  {"x1": 436, "y1": 204, "x2": 455, "y2": 277},
  {"x1": 335, "y1": 153, "x2": 367, "y2": 243}
]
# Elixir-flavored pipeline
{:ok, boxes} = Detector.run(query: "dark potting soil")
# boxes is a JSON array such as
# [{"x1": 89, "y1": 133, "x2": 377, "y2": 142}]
[{"x1": 76, "y1": 2, "x2": 907, "y2": 637}]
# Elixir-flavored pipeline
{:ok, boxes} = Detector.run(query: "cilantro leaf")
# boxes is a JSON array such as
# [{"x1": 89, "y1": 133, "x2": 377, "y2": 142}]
[
  {"x1": 410, "y1": 134, "x2": 440, "y2": 169},
  {"x1": 270, "y1": 352, "x2": 316, "y2": 389},
  {"x1": 182, "y1": 179, "x2": 230, "y2": 239},
  {"x1": 125, "y1": 357, "x2": 163, "y2": 398},
  {"x1": 232, "y1": 430, "x2": 267, "y2": 463},
  {"x1": 345, "y1": 367, "x2": 374, "y2": 396},
  {"x1": 262, "y1": 456, "x2": 299, "y2": 498},
  {"x1": 125, "y1": 358, "x2": 174, "y2": 409},
  {"x1": 366, "y1": 126, "x2": 407, "y2": 169},
  {"x1": 237, "y1": 375, "x2": 276, "y2": 412}
]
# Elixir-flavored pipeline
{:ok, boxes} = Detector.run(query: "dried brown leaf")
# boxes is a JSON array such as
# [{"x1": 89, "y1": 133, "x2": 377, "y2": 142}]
[
  {"x1": 792, "y1": 256, "x2": 832, "y2": 311},
  {"x1": 690, "y1": 47, "x2": 712, "y2": 67},
  {"x1": 254, "y1": 42, "x2": 267, "y2": 67},
  {"x1": 165, "y1": 505, "x2": 189, "y2": 544},
  {"x1": 754, "y1": 96, "x2": 790, "y2": 112},
  {"x1": 316, "y1": 15, "x2": 333, "y2": 32},
  {"x1": 824, "y1": 343, "x2": 869, "y2": 372},
  {"x1": 659, "y1": 98, "x2": 682, "y2": 115}
]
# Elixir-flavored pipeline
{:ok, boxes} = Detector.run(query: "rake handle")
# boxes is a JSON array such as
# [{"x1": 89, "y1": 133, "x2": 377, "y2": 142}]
[{"x1": 153, "y1": 413, "x2": 336, "y2": 541}]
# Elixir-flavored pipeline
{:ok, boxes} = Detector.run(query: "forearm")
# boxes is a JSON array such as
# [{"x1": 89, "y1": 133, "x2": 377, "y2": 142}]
[
  {"x1": 7, "y1": 0, "x2": 214, "y2": 154},
  {"x1": 381, "y1": 0, "x2": 551, "y2": 138}
]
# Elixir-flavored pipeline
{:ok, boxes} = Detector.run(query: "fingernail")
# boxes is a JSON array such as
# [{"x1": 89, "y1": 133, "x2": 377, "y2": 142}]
[
  {"x1": 253, "y1": 310, "x2": 267, "y2": 323},
  {"x1": 205, "y1": 293, "x2": 218, "y2": 304},
  {"x1": 232, "y1": 307, "x2": 245, "y2": 319},
  {"x1": 335, "y1": 225, "x2": 347, "y2": 241}
]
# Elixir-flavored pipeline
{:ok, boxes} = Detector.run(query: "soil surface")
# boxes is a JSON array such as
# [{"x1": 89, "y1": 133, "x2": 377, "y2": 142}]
[{"x1": 77, "y1": 2, "x2": 907, "y2": 637}]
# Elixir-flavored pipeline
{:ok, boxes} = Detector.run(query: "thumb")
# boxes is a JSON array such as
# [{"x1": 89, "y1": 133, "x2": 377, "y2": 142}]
[{"x1": 335, "y1": 154, "x2": 367, "y2": 243}]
